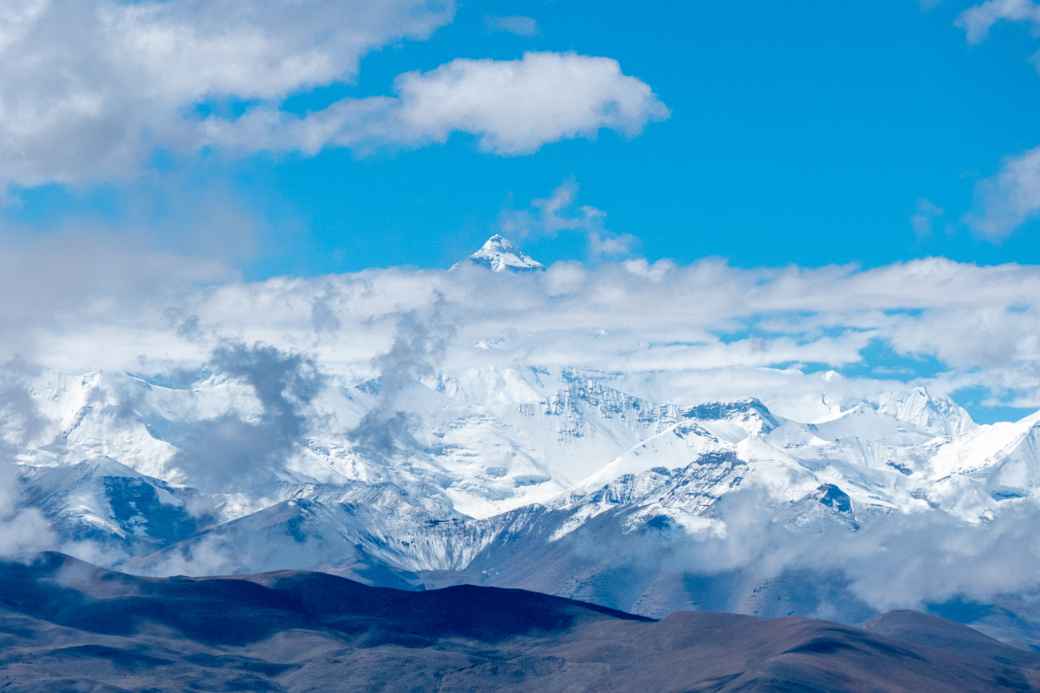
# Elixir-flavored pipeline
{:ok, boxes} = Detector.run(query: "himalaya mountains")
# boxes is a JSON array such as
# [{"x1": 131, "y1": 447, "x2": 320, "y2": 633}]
[{"x1": 3, "y1": 237, "x2": 1040, "y2": 647}]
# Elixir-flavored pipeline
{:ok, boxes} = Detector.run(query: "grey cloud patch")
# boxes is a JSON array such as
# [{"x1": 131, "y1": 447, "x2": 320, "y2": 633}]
[
  {"x1": 966, "y1": 145, "x2": 1040, "y2": 240},
  {"x1": 0, "y1": 227, "x2": 231, "y2": 363},
  {"x1": 310, "y1": 290, "x2": 343, "y2": 334},
  {"x1": 164, "y1": 307, "x2": 204, "y2": 342},
  {"x1": 0, "y1": 361, "x2": 47, "y2": 454},
  {"x1": 0, "y1": 174, "x2": 269, "y2": 366},
  {"x1": 167, "y1": 343, "x2": 324, "y2": 492},
  {"x1": 552, "y1": 484, "x2": 1040, "y2": 620},
  {"x1": 0, "y1": 369, "x2": 57, "y2": 557},
  {"x1": 666, "y1": 488, "x2": 1040, "y2": 615},
  {"x1": 210, "y1": 343, "x2": 324, "y2": 430},
  {"x1": 486, "y1": 15, "x2": 539, "y2": 36},
  {"x1": 349, "y1": 306, "x2": 455, "y2": 457}
]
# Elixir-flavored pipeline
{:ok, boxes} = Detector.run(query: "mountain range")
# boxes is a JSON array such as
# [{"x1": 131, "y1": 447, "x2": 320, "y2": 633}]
[{"x1": 4, "y1": 237, "x2": 1040, "y2": 649}]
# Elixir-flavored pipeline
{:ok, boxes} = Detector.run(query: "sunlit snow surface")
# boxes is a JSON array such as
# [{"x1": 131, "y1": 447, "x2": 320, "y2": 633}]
[{"x1": 11, "y1": 363, "x2": 1033, "y2": 539}]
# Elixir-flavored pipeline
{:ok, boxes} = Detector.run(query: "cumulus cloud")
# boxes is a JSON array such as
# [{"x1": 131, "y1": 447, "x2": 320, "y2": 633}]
[
  {"x1": 392, "y1": 52, "x2": 667, "y2": 153},
  {"x1": 965, "y1": 145, "x2": 1040, "y2": 239},
  {"x1": 203, "y1": 52, "x2": 669, "y2": 157},
  {"x1": 0, "y1": 0, "x2": 452, "y2": 191},
  {"x1": 486, "y1": 15, "x2": 539, "y2": 37},
  {"x1": 0, "y1": 2, "x2": 668, "y2": 192}
]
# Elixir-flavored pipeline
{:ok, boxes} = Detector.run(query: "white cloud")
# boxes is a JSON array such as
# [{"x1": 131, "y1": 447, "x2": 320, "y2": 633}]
[
  {"x1": 957, "y1": 0, "x2": 1040, "y2": 43},
  {"x1": 6, "y1": 242, "x2": 1039, "y2": 421},
  {"x1": 499, "y1": 180, "x2": 639, "y2": 258},
  {"x1": 393, "y1": 53, "x2": 668, "y2": 154},
  {"x1": 0, "y1": 0, "x2": 453, "y2": 191},
  {"x1": 0, "y1": 3, "x2": 667, "y2": 192},
  {"x1": 486, "y1": 15, "x2": 539, "y2": 37},
  {"x1": 966, "y1": 145, "x2": 1040, "y2": 239},
  {"x1": 204, "y1": 52, "x2": 669, "y2": 157}
]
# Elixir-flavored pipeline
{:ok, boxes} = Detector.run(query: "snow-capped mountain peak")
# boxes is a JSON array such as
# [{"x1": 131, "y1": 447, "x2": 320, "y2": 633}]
[
  {"x1": 682, "y1": 398, "x2": 781, "y2": 437},
  {"x1": 456, "y1": 234, "x2": 544, "y2": 273},
  {"x1": 875, "y1": 386, "x2": 975, "y2": 438}
]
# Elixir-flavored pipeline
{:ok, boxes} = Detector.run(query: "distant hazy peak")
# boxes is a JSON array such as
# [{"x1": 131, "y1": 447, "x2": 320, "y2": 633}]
[{"x1": 455, "y1": 234, "x2": 545, "y2": 273}]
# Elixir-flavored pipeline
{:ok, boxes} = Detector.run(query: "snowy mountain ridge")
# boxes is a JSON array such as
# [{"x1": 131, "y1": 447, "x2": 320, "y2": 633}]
[
  {"x1": 7, "y1": 362, "x2": 1031, "y2": 551},
  {"x1": 3, "y1": 237, "x2": 1040, "y2": 638}
]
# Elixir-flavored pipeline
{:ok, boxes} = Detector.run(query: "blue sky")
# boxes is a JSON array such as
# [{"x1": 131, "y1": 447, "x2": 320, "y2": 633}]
[{"x1": 6, "y1": 1, "x2": 1040, "y2": 277}]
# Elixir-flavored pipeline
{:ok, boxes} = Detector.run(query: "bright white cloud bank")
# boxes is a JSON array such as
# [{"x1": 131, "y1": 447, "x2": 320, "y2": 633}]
[
  {"x1": 201, "y1": 52, "x2": 669, "y2": 156},
  {"x1": 7, "y1": 238, "x2": 1040, "y2": 420},
  {"x1": 0, "y1": 1, "x2": 666, "y2": 191}
]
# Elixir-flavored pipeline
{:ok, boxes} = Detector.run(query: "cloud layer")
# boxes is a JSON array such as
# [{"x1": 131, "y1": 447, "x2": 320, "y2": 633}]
[
  {"x1": 5, "y1": 232, "x2": 1038, "y2": 422},
  {"x1": 202, "y1": 52, "x2": 669, "y2": 157},
  {"x1": 0, "y1": 0, "x2": 453, "y2": 190},
  {"x1": 0, "y1": 2, "x2": 666, "y2": 191}
]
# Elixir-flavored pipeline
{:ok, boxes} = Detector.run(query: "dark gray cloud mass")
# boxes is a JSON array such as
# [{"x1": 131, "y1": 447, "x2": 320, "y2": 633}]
[
  {"x1": 349, "y1": 306, "x2": 454, "y2": 457},
  {"x1": 0, "y1": 365, "x2": 57, "y2": 556},
  {"x1": 169, "y1": 343, "x2": 324, "y2": 492},
  {"x1": 573, "y1": 487, "x2": 1040, "y2": 617}
]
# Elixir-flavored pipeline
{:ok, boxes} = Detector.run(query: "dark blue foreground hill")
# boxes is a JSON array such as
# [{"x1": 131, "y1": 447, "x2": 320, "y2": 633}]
[{"x1": 0, "y1": 553, "x2": 1037, "y2": 692}]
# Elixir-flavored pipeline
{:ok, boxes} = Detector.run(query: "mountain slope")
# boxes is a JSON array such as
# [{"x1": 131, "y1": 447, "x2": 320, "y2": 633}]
[{"x1": 0, "y1": 553, "x2": 1035, "y2": 693}]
